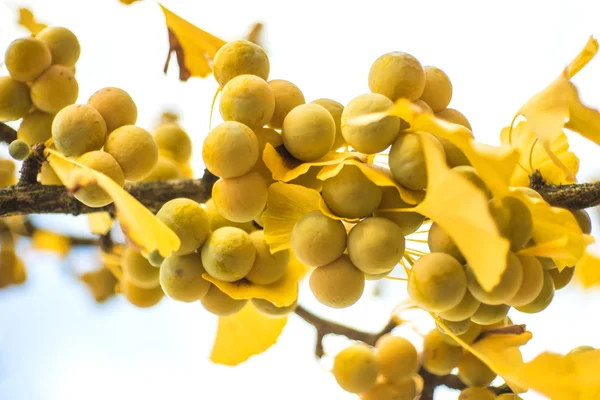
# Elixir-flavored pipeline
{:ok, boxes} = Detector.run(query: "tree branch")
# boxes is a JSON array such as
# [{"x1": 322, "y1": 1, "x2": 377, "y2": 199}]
[
  {"x1": 0, "y1": 123, "x2": 16, "y2": 144},
  {"x1": 530, "y1": 171, "x2": 600, "y2": 210}
]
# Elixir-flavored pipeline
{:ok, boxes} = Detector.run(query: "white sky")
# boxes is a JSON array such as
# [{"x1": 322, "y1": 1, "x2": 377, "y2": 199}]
[{"x1": 1, "y1": 0, "x2": 600, "y2": 399}]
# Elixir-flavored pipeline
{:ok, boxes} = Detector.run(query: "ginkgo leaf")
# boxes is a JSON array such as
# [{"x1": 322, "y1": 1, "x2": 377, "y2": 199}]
[
  {"x1": 203, "y1": 254, "x2": 308, "y2": 307},
  {"x1": 32, "y1": 230, "x2": 70, "y2": 257},
  {"x1": 18, "y1": 8, "x2": 47, "y2": 36},
  {"x1": 119, "y1": 0, "x2": 142, "y2": 4},
  {"x1": 87, "y1": 212, "x2": 114, "y2": 235},
  {"x1": 80, "y1": 267, "x2": 118, "y2": 303},
  {"x1": 262, "y1": 182, "x2": 321, "y2": 253},
  {"x1": 517, "y1": 237, "x2": 572, "y2": 259},
  {"x1": 160, "y1": 4, "x2": 226, "y2": 81},
  {"x1": 210, "y1": 302, "x2": 288, "y2": 366},
  {"x1": 245, "y1": 22, "x2": 264, "y2": 46},
  {"x1": 575, "y1": 246, "x2": 600, "y2": 288},
  {"x1": 45, "y1": 148, "x2": 180, "y2": 257}
]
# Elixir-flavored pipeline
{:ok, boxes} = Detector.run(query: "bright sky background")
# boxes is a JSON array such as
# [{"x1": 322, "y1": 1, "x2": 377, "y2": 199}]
[{"x1": 0, "y1": 0, "x2": 600, "y2": 399}]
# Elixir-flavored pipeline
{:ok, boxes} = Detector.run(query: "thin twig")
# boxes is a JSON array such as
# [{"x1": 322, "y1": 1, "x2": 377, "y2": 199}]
[
  {"x1": 0, "y1": 123, "x2": 17, "y2": 144},
  {"x1": 530, "y1": 171, "x2": 600, "y2": 210},
  {"x1": 18, "y1": 143, "x2": 45, "y2": 186}
]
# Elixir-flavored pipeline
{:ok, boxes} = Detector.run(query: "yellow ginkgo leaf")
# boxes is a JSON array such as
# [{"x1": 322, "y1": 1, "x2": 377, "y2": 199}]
[
  {"x1": 210, "y1": 302, "x2": 288, "y2": 366},
  {"x1": 80, "y1": 267, "x2": 119, "y2": 303},
  {"x1": 517, "y1": 237, "x2": 572, "y2": 259},
  {"x1": 87, "y1": 212, "x2": 114, "y2": 235},
  {"x1": 18, "y1": 8, "x2": 47, "y2": 36},
  {"x1": 575, "y1": 246, "x2": 600, "y2": 288},
  {"x1": 203, "y1": 254, "x2": 309, "y2": 307},
  {"x1": 416, "y1": 133, "x2": 510, "y2": 291},
  {"x1": 45, "y1": 148, "x2": 180, "y2": 257},
  {"x1": 159, "y1": 4, "x2": 226, "y2": 81},
  {"x1": 32, "y1": 230, "x2": 70, "y2": 257},
  {"x1": 262, "y1": 182, "x2": 321, "y2": 253},
  {"x1": 245, "y1": 22, "x2": 264, "y2": 46},
  {"x1": 119, "y1": 0, "x2": 142, "y2": 4}
]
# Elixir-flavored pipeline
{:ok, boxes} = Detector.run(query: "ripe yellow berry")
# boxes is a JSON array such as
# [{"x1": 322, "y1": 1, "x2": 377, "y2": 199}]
[
  {"x1": 0, "y1": 76, "x2": 32, "y2": 122},
  {"x1": 374, "y1": 187, "x2": 425, "y2": 236},
  {"x1": 17, "y1": 110, "x2": 54, "y2": 145},
  {"x1": 141, "y1": 156, "x2": 184, "y2": 182},
  {"x1": 435, "y1": 108, "x2": 472, "y2": 130},
  {"x1": 453, "y1": 166, "x2": 491, "y2": 197},
  {"x1": 390, "y1": 132, "x2": 441, "y2": 191},
  {"x1": 160, "y1": 253, "x2": 211, "y2": 302},
  {"x1": 458, "y1": 387, "x2": 495, "y2": 400},
  {"x1": 104, "y1": 125, "x2": 158, "y2": 181},
  {"x1": 212, "y1": 171, "x2": 267, "y2": 223},
  {"x1": 375, "y1": 334, "x2": 419, "y2": 384},
  {"x1": 310, "y1": 98, "x2": 345, "y2": 149},
  {"x1": 458, "y1": 351, "x2": 497, "y2": 387},
  {"x1": 309, "y1": 255, "x2": 365, "y2": 308},
  {"x1": 489, "y1": 196, "x2": 533, "y2": 252},
  {"x1": 466, "y1": 252, "x2": 524, "y2": 305},
  {"x1": 121, "y1": 248, "x2": 160, "y2": 289},
  {"x1": 220, "y1": 74, "x2": 275, "y2": 129},
  {"x1": 360, "y1": 380, "x2": 416, "y2": 400},
  {"x1": 36, "y1": 26, "x2": 81, "y2": 67},
  {"x1": 5, "y1": 37, "x2": 52, "y2": 82},
  {"x1": 282, "y1": 103, "x2": 335, "y2": 161},
  {"x1": 572, "y1": 209, "x2": 592, "y2": 234},
  {"x1": 204, "y1": 198, "x2": 253, "y2": 232},
  {"x1": 52, "y1": 104, "x2": 106, "y2": 157},
  {"x1": 427, "y1": 222, "x2": 465, "y2": 264},
  {"x1": 251, "y1": 298, "x2": 297, "y2": 317},
  {"x1": 88, "y1": 87, "x2": 138, "y2": 133},
  {"x1": 322, "y1": 165, "x2": 383, "y2": 219},
  {"x1": 568, "y1": 346, "x2": 595, "y2": 355},
  {"x1": 74, "y1": 151, "x2": 125, "y2": 207},
  {"x1": 201, "y1": 284, "x2": 247, "y2": 316},
  {"x1": 203, "y1": 121, "x2": 259, "y2": 179},
  {"x1": 434, "y1": 108, "x2": 473, "y2": 167},
  {"x1": 422, "y1": 329, "x2": 463, "y2": 375},
  {"x1": 332, "y1": 343, "x2": 379, "y2": 394},
  {"x1": 201, "y1": 227, "x2": 256, "y2": 282},
  {"x1": 440, "y1": 321, "x2": 482, "y2": 347},
  {"x1": 122, "y1": 280, "x2": 164, "y2": 308},
  {"x1": 508, "y1": 255, "x2": 544, "y2": 307},
  {"x1": 213, "y1": 40, "x2": 270, "y2": 87},
  {"x1": 437, "y1": 318, "x2": 471, "y2": 335},
  {"x1": 471, "y1": 303, "x2": 510, "y2": 325},
  {"x1": 268, "y1": 79, "x2": 305, "y2": 129},
  {"x1": 341, "y1": 93, "x2": 400, "y2": 154},
  {"x1": 438, "y1": 291, "x2": 481, "y2": 322},
  {"x1": 368, "y1": 52, "x2": 425, "y2": 101},
  {"x1": 291, "y1": 210, "x2": 347, "y2": 268},
  {"x1": 246, "y1": 230, "x2": 290, "y2": 285},
  {"x1": 30, "y1": 65, "x2": 78, "y2": 114},
  {"x1": 156, "y1": 198, "x2": 210, "y2": 255},
  {"x1": 153, "y1": 123, "x2": 192, "y2": 163},
  {"x1": 549, "y1": 266, "x2": 575, "y2": 290},
  {"x1": 419, "y1": 66, "x2": 453, "y2": 112}
]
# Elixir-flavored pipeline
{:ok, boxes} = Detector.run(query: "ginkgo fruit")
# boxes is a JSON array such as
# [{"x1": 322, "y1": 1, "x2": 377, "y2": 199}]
[
  {"x1": 572, "y1": 210, "x2": 592, "y2": 234},
  {"x1": 435, "y1": 108, "x2": 472, "y2": 130},
  {"x1": 374, "y1": 187, "x2": 425, "y2": 236},
  {"x1": 310, "y1": 98, "x2": 345, "y2": 149},
  {"x1": 427, "y1": 222, "x2": 466, "y2": 264},
  {"x1": 159, "y1": 253, "x2": 211, "y2": 302},
  {"x1": 291, "y1": 210, "x2": 347, "y2": 268},
  {"x1": 549, "y1": 266, "x2": 575, "y2": 290},
  {"x1": 212, "y1": 171, "x2": 268, "y2": 222},
  {"x1": 458, "y1": 351, "x2": 497, "y2": 387},
  {"x1": 88, "y1": 87, "x2": 138, "y2": 133},
  {"x1": 368, "y1": 52, "x2": 425, "y2": 101},
  {"x1": 17, "y1": 110, "x2": 54, "y2": 145},
  {"x1": 204, "y1": 198, "x2": 253, "y2": 232},
  {"x1": 360, "y1": 380, "x2": 416, "y2": 400},
  {"x1": 220, "y1": 74, "x2": 275, "y2": 129},
  {"x1": 422, "y1": 329, "x2": 463, "y2": 376},
  {"x1": 121, "y1": 248, "x2": 160, "y2": 289},
  {"x1": 322, "y1": 165, "x2": 383, "y2": 219},
  {"x1": 440, "y1": 320, "x2": 482, "y2": 347},
  {"x1": 419, "y1": 66, "x2": 453, "y2": 112},
  {"x1": 282, "y1": 103, "x2": 335, "y2": 161},
  {"x1": 408, "y1": 252, "x2": 467, "y2": 313},
  {"x1": 201, "y1": 284, "x2": 247, "y2": 316},
  {"x1": 4, "y1": 37, "x2": 52, "y2": 82},
  {"x1": 213, "y1": 40, "x2": 270, "y2": 87},
  {"x1": 436, "y1": 317, "x2": 471, "y2": 335},
  {"x1": 201, "y1": 226, "x2": 256, "y2": 282},
  {"x1": 438, "y1": 291, "x2": 481, "y2": 322},
  {"x1": 458, "y1": 387, "x2": 495, "y2": 400},
  {"x1": 508, "y1": 255, "x2": 544, "y2": 307},
  {"x1": 104, "y1": 125, "x2": 158, "y2": 182},
  {"x1": 568, "y1": 345, "x2": 595, "y2": 355},
  {"x1": 375, "y1": 334, "x2": 419, "y2": 384},
  {"x1": 251, "y1": 298, "x2": 297, "y2": 317},
  {"x1": 495, "y1": 395, "x2": 524, "y2": 400},
  {"x1": 141, "y1": 156, "x2": 184, "y2": 182},
  {"x1": 470, "y1": 303, "x2": 510, "y2": 325},
  {"x1": 434, "y1": 108, "x2": 473, "y2": 167},
  {"x1": 74, "y1": 151, "x2": 125, "y2": 207},
  {"x1": 36, "y1": 26, "x2": 81, "y2": 67},
  {"x1": 489, "y1": 196, "x2": 533, "y2": 251},
  {"x1": 156, "y1": 198, "x2": 210, "y2": 255},
  {"x1": 9, "y1": 140, "x2": 30, "y2": 161},
  {"x1": 246, "y1": 230, "x2": 290, "y2": 285},
  {"x1": 332, "y1": 343, "x2": 379, "y2": 394},
  {"x1": 340, "y1": 93, "x2": 400, "y2": 154},
  {"x1": 466, "y1": 252, "x2": 524, "y2": 305},
  {"x1": 389, "y1": 132, "x2": 440, "y2": 191},
  {"x1": 347, "y1": 217, "x2": 405, "y2": 275},
  {"x1": 267, "y1": 79, "x2": 305, "y2": 129},
  {"x1": 452, "y1": 166, "x2": 491, "y2": 198},
  {"x1": 122, "y1": 280, "x2": 164, "y2": 308},
  {"x1": 309, "y1": 254, "x2": 365, "y2": 308},
  {"x1": 153, "y1": 123, "x2": 192, "y2": 164},
  {"x1": 0, "y1": 76, "x2": 32, "y2": 122},
  {"x1": 52, "y1": 104, "x2": 107, "y2": 157},
  {"x1": 203, "y1": 121, "x2": 259, "y2": 179},
  {"x1": 30, "y1": 65, "x2": 78, "y2": 114}
]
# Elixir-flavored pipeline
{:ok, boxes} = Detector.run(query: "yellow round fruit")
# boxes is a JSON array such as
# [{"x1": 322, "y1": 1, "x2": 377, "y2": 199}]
[
  {"x1": 332, "y1": 343, "x2": 378, "y2": 394},
  {"x1": 440, "y1": 321, "x2": 482, "y2": 347},
  {"x1": 458, "y1": 351, "x2": 497, "y2": 387},
  {"x1": 213, "y1": 40, "x2": 269, "y2": 87},
  {"x1": 203, "y1": 121, "x2": 259, "y2": 179},
  {"x1": 220, "y1": 74, "x2": 275, "y2": 129},
  {"x1": 438, "y1": 290, "x2": 481, "y2": 322},
  {"x1": 17, "y1": 110, "x2": 54, "y2": 145},
  {"x1": 212, "y1": 171, "x2": 268, "y2": 223},
  {"x1": 436, "y1": 108, "x2": 472, "y2": 130},
  {"x1": 434, "y1": 108, "x2": 473, "y2": 167},
  {"x1": 341, "y1": 93, "x2": 400, "y2": 154},
  {"x1": 160, "y1": 252, "x2": 211, "y2": 302},
  {"x1": 348, "y1": 217, "x2": 405, "y2": 274},
  {"x1": 52, "y1": 104, "x2": 107, "y2": 157},
  {"x1": 389, "y1": 132, "x2": 441, "y2": 190},
  {"x1": 251, "y1": 298, "x2": 297, "y2": 317},
  {"x1": 291, "y1": 210, "x2": 347, "y2": 268},
  {"x1": 309, "y1": 254, "x2": 365, "y2": 308},
  {"x1": 282, "y1": 103, "x2": 335, "y2": 161},
  {"x1": 156, "y1": 198, "x2": 210, "y2": 255},
  {"x1": 437, "y1": 318, "x2": 471, "y2": 335},
  {"x1": 311, "y1": 98, "x2": 345, "y2": 149},
  {"x1": 30, "y1": 65, "x2": 78, "y2": 114},
  {"x1": 471, "y1": 303, "x2": 510, "y2": 325},
  {"x1": 104, "y1": 125, "x2": 158, "y2": 182},
  {"x1": 368, "y1": 52, "x2": 425, "y2": 101},
  {"x1": 458, "y1": 387, "x2": 495, "y2": 400},
  {"x1": 375, "y1": 334, "x2": 419, "y2": 384},
  {"x1": 572, "y1": 210, "x2": 592, "y2": 234},
  {"x1": 204, "y1": 198, "x2": 253, "y2": 232},
  {"x1": 122, "y1": 281, "x2": 164, "y2": 308},
  {"x1": 374, "y1": 187, "x2": 425, "y2": 236},
  {"x1": 422, "y1": 329, "x2": 463, "y2": 376},
  {"x1": 549, "y1": 266, "x2": 575, "y2": 290},
  {"x1": 141, "y1": 156, "x2": 184, "y2": 182},
  {"x1": 568, "y1": 346, "x2": 595, "y2": 355},
  {"x1": 8, "y1": 139, "x2": 30, "y2": 161},
  {"x1": 74, "y1": 151, "x2": 125, "y2": 207},
  {"x1": 489, "y1": 196, "x2": 533, "y2": 252},
  {"x1": 419, "y1": 66, "x2": 453, "y2": 112},
  {"x1": 153, "y1": 123, "x2": 192, "y2": 163},
  {"x1": 267, "y1": 79, "x2": 305, "y2": 129},
  {"x1": 0, "y1": 76, "x2": 32, "y2": 122},
  {"x1": 246, "y1": 230, "x2": 290, "y2": 285},
  {"x1": 36, "y1": 26, "x2": 81, "y2": 67},
  {"x1": 427, "y1": 222, "x2": 465, "y2": 264},
  {"x1": 452, "y1": 166, "x2": 490, "y2": 198},
  {"x1": 5, "y1": 37, "x2": 52, "y2": 82},
  {"x1": 360, "y1": 380, "x2": 416, "y2": 400},
  {"x1": 39, "y1": 163, "x2": 62, "y2": 185},
  {"x1": 408, "y1": 252, "x2": 467, "y2": 312},
  {"x1": 508, "y1": 255, "x2": 544, "y2": 307},
  {"x1": 121, "y1": 248, "x2": 160, "y2": 289},
  {"x1": 495, "y1": 395, "x2": 524, "y2": 400},
  {"x1": 322, "y1": 165, "x2": 383, "y2": 219},
  {"x1": 467, "y1": 252, "x2": 524, "y2": 305},
  {"x1": 201, "y1": 226, "x2": 256, "y2": 282},
  {"x1": 88, "y1": 87, "x2": 137, "y2": 133},
  {"x1": 201, "y1": 284, "x2": 247, "y2": 316}
]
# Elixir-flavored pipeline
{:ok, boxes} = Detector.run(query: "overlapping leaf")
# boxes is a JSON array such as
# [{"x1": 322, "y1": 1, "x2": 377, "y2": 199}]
[
  {"x1": 87, "y1": 212, "x2": 114, "y2": 235},
  {"x1": 31, "y1": 230, "x2": 70, "y2": 257},
  {"x1": 17, "y1": 8, "x2": 47, "y2": 35}
]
